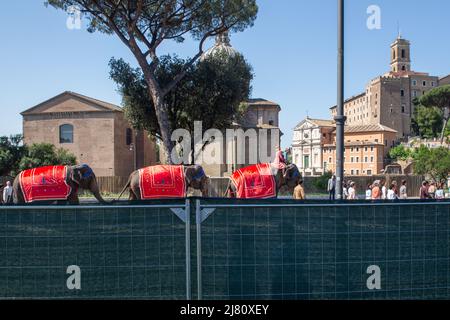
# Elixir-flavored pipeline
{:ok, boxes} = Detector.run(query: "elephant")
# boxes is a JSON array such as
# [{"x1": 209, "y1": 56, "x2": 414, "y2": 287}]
[
  {"x1": 117, "y1": 164, "x2": 209, "y2": 200},
  {"x1": 13, "y1": 164, "x2": 108, "y2": 205},
  {"x1": 224, "y1": 163, "x2": 302, "y2": 198}
]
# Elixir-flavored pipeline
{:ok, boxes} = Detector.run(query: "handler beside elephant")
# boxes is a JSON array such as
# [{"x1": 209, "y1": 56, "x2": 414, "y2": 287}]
[
  {"x1": 13, "y1": 164, "x2": 108, "y2": 205},
  {"x1": 117, "y1": 164, "x2": 209, "y2": 200}
]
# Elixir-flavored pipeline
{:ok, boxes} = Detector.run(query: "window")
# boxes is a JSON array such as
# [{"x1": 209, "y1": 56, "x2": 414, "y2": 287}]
[
  {"x1": 356, "y1": 170, "x2": 359, "y2": 175},
  {"x1": 412, "y1": 90, "x2": 417, "y2": 98},
  {"x1": 351, "y1": 157, "x2": 354, "y2": 163},
  {"x1": 59, "y1": 124, "x2": 73, "y2": 144},
  {"x1": 367, "y1": 170, "x2": 372, "y2": 176},
  {"x1": 126, "y1": 128, "x2": 133, "y2": 146},
  {"x1": 402, "y1": 105, "x2": 405, "y2": 113},
  {"x1": 400, "y1": 90, "x2": 405, "y2": 97},
  {"x1": 371, "y1": 156, "x2": 374, "y2": 162},
  {"x1": 423, "y1": 81, "x2": 427, "y2": 87},
  {"x1": 356, "y1": 157, "x2": 359, "y2": 163},
  {"x1": 304, "y1": 155, "x2": 310, "y2": 169},
  {"x1": 401, "y1": 49, "x2": 405, "y2": 58},
  {"x1": 431, "y1": 81, "x2": 436, "y2": 87},
  {"x1": 401, "y1": 66, "x2": 406, "y2": 71},
  {"x1": 351, "y1": 170, "x2": 354, "y2": 175},
  {"x1": 365, "y1": 157, "x2": 368, "y2": 163},
  {"x1": 412, "y1": 80, "x2": 417, "y2": 86},
  {"x1": 365, "y1": 147, "x2": 368, "y2": 152}
]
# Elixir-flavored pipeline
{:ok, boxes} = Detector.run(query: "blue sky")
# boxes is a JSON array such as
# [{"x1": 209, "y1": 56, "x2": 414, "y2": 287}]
[{"x1": 0, "y1": 0, "x2": 449, "y2": 149}]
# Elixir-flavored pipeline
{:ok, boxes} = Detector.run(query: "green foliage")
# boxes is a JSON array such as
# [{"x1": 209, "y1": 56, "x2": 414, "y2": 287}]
[
  {"x1": 19, "y1": 143, "x2": 77, "y2": 171},
  {"x1": 109, "y1": 52, "x2": 253, "y2": 137},
  {"x1": 312, "y1": 171, "x2": 332, "y2": 192},
  {"x1": 412, "y1": 105, "x2": 446, "y2": 138},
  {"x1": 412, "y1": 145, "x2": 450, "y2": 181},
  {"x1": 416, "y1": 85, "x2": 450, "y2": 142},
  {"x1": 389, "y1": 145, "x2": 412, "y2": 161},
  {"x1": 419, "y1": 85, "x2": 450, "y2": 111},
  {"x1": 0, "y1": 135, "x2": 27, "y2": 176}
]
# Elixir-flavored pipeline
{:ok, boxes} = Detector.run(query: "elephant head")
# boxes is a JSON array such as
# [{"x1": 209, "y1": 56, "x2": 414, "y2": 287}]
[
  {"x1": 185, "y1": 165, "x2": 209, "y2": 197},
  {"x1": 282, "y1": 164, "x2": 302, "y2": 190},
  {"x1": 71, "y1": 164, "x2": 107, "y2": 204}
]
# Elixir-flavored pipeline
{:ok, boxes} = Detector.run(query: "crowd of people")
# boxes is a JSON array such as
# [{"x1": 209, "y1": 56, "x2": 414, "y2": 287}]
[{"x1": 293, "y1": 174, "x2": 450, "y2": 201}]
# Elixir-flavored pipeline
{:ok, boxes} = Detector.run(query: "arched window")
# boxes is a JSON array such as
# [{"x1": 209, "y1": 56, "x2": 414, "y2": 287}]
[
  {"x1": 59, "y1": 124, "x2": 74, "y2": 144},
  {"x1": 126, "y1": 128, "x2": 133, "y2": 146},
  {"x1": 401, "y1": 65, "x2": 406, "y2": 71},
  {"x1": 401, "y1": 49, "x2": 406, "y2": 58}
]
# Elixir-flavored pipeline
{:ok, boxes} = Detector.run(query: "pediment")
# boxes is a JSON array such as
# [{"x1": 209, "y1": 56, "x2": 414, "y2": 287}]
[{"x1": 21, "y1": 92, "x2": 122, "y2": 115}]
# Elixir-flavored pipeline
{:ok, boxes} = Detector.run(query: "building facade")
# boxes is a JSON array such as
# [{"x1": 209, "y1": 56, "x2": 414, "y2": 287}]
[
  {"x1": 324, "y1": 125, "x2": 397, "y2": 176},
  {"x1": 21, "y1": 91, "x2": 157, "y2": 177},
  {"x1": 291, "y1": 118, "x2": 334, "y2": 176},
  {"x1": 331, "y1": 36, "x2": 440, "y2": 139}
]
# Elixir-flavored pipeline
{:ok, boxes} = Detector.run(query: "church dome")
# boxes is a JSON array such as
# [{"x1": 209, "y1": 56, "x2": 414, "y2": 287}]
[{"x1": 201, "y1": 32, "x2": 239, "y2": 60}]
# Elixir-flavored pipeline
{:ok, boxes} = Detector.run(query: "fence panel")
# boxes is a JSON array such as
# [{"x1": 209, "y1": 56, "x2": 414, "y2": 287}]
[
  {"x1": 0, "y1": 201, "x2": 189, "y2": 299},
  {"x1": 195, "y1": 199, "x2": 450, "y2": 300}
]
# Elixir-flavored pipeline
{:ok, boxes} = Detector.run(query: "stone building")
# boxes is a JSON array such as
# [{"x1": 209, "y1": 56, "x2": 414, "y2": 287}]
[
  {"x1": 324, "y1": 124, "x2": 397, "y2": 176},
  {"x1": 21, "y1": 91, "x2": 157, "y2": 177},
  {"x1": 331, "y1": 36, "x2": 440, "y2": 139},
  {"x1": 291, "y1": 118, "x2": 335, "y2": 176},
  {"x1": 440, "y1": 74, "x2": 450, "y2": 86}
]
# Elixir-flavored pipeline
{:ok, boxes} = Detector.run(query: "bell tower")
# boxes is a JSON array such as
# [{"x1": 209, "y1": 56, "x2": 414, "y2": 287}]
[{"x1": 390, "y1": 36, "x2": 411, "y2": 72}]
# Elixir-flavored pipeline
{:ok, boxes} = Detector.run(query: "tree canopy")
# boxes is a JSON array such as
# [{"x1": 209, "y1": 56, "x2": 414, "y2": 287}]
[
  {"x1": 388, "y1": 144, "x2": 412, "y2": 162},
  {"x1": 412, "y1": 145, "x2": 450, "y2": 182},
  {"x1": 46, "y1": 0, "x2": 258, "y2": 163},
  {"x1": 18, "y1": 143, "x2": 77, "y2": 171},
  {"x1": 0, "y1": 135, "x2": 26, "y2": 176},
  {"x1": 109, "y1": 51, "x2": 253, "y2": 139},
  {"x1": 418, "y1": 85, "x2": 450, "y2": 143}
]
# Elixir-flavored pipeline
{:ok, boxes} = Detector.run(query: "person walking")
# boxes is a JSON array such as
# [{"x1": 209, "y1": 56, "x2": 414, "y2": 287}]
[
  {"x1": 327, "y1": 175, "x2": 336, "y2": 200},
  {"x1": 428, "y1": 182, "x2": 436, "y2": 199},
  {"x1": 343, "y1": 181, "x2": 349, "y2": 200},
  {"x1": 2, "y1": 181, "x2": 13, "y2": 204},
  {"x1": 387, "y1": 183, "x2": 397, "y2": 200},
  {"x1": 371, "y1": 181, "x2": 381, "y2": 200},
  {"x1": 381, "y1": 180, "x2": 387, "y2": 200},
  {"x1": 293, "y1": 180, "x2": 306, "y2": 200},
  {"x1": 435, "y1": 183, "x2": 445, "y2": 200},
  {"x1": 365, "y1": 184, "x2": 372, "y2": 200},
  {"x1": 399, "y1": 180, "x2": 407, "y2": 200},
  {"x1": 420, "y1": 181, "x2": 432, "y2": 200},
  {"x1": 348, "y1": 182, "x2": 357, "y2": 200}
]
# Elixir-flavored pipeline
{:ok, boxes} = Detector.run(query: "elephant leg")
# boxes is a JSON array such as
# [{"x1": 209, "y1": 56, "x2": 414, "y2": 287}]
[
  {"x1": 12, "y1": 178, "x2": 25, "y2": 204},
  {"x1": 67, "y1": 192, "x2": 80, "y2": 205}
]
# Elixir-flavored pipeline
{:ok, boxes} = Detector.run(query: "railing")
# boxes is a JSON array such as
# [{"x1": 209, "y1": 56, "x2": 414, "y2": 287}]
[{"x1": 0, "y1": 198, "x2": 449, "y2": 300}]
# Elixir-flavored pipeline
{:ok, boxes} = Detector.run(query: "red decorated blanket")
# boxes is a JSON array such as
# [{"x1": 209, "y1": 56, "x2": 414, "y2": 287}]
[
  {"x1": 20, "y1": 166, "x2": 72, "y2": 203},
  {"x1": 139, "y1": 165, "x2": 186, "y2": 199},
  {"x1": 230, "y1": 163, "x2": 276, "y2": 199}
]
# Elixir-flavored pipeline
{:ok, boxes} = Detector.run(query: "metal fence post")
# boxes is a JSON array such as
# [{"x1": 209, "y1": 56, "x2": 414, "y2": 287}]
[
  {"x1": 185, "y1": 199, "x2": 191, "y2": 300},
  {"x1": 196, "y1": 199, "x2": 202, "y2": 300}
]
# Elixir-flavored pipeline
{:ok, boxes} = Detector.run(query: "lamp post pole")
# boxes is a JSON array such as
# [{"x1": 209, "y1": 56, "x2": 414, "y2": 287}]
[{"x1": 334, "y1": 0, "x2": 346, "y2": 199}]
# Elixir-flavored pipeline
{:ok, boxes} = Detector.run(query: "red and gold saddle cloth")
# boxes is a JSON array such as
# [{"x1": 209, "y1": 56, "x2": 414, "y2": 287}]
[
  {"x1": 230, "y1": 163, "x2": 276, "y2": 199},
  {"x1": 20, "y1": 166, "x2": 72, "y2": 203},
  {"x1": 139, "y1": 165, "x2": 186, "y2": 199}
]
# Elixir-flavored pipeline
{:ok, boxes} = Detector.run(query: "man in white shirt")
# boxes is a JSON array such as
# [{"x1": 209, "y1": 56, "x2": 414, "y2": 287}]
[{"x1": 2, "y1": 181, "x2": 13, "y2": 204}]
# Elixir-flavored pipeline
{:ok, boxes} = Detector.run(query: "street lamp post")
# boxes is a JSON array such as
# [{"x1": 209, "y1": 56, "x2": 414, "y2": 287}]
[{"x1": 334, "y1": 0, "x2": 346, "y2": 199}]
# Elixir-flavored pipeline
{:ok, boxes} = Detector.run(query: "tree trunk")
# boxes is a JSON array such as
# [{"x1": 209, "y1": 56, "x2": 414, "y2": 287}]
[
  {"x1": 152, "y1": 94, "x2": 173, "y2": 164},
  {"x1": 440, "y1": 107, "x2": 449, "y2": 146}
]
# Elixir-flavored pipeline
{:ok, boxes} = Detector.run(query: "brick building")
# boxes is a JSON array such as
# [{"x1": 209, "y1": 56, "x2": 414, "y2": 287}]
[{"x1": 21, "y1": 91, "x2": 157, "y2": 177}]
